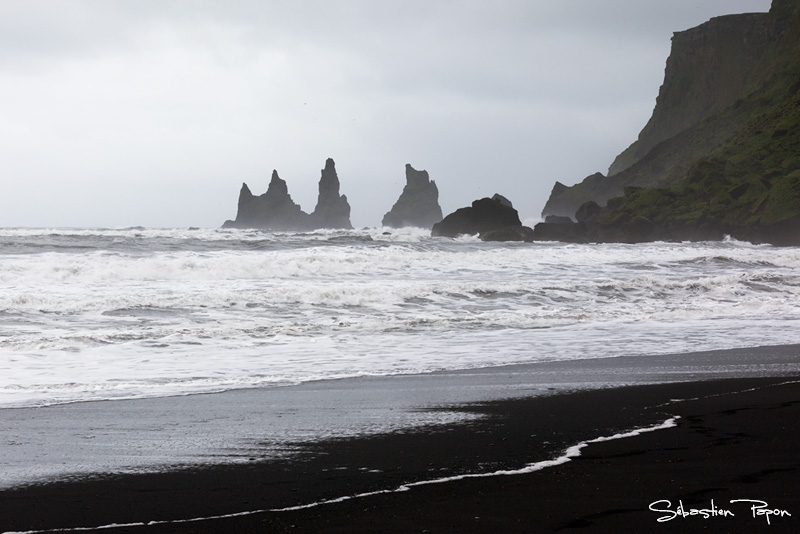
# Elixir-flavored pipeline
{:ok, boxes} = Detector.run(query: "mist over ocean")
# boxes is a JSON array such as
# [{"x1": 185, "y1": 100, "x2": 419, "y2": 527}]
[{"x1": 2, "y1": 227, "x2": 799, "y2": 409}]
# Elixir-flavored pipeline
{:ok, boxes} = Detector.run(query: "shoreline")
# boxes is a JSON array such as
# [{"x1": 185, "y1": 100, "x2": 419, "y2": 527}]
[
  {"x1": 2, "y1": 374, "x2": 798, "y2": 533},
  {"x1": 3, "y1": 344, "x2": 800, "y2": 491}
]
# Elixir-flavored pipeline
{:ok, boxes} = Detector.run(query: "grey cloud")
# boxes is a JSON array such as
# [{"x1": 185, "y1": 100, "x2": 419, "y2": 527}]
[{"x1": 0, "y1": 0, "x2": 773, "y2": 227}]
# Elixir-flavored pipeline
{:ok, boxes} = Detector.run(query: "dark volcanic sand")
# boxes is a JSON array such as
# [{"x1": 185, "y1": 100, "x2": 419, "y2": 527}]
[{"x1": 2, "y1": 376, "x2": 798, "y2": 533}]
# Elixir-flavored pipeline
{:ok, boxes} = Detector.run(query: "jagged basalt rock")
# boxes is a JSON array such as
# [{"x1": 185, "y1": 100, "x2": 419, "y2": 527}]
[
  {"x1": 222, "y1": 170, "x2": 310, "y2": 230},
  {"x1": 491, "y1": 194, "x2": 514, "y2": 209},
  {"x1": 432, "y1": 194, "x2": 533, "y2": 241},
  {"x1": 310, "y1": 158, "x2": 352, "y2": 229},
  {"x1": 533, "y1": 221, "x2": 590, "y2": 243},
  {"x1": 382, "y1": 164, "x2": 443, "y2": 229},
  {"x1": 541, "y1": 1, "x2": 797, "y2": 221},
  {"x1": 223, "y1": 158, "x2": 352, "y2": 231}
]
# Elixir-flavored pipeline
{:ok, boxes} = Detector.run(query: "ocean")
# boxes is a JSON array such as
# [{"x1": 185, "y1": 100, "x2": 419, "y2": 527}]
[{"x1": 2, "y1": 226, "x2": 799, "y2": 409}]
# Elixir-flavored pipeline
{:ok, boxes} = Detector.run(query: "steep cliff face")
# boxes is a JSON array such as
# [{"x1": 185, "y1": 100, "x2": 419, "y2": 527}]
[
  {"x1": 608, "y1": 12, "x2": 773, "y2": 177},
  {"x1": 541, "y1": 0, "x2": 800, "y2": 226},
  {"x1": 310, "y1": 158, "x2": 353, "y2": 229},
  {"x1": 536, "y1": 0, "x2": 800, "y2": 245},
  {"x1": 382, "y1": 164, "x2": 443, "y2": 229}
]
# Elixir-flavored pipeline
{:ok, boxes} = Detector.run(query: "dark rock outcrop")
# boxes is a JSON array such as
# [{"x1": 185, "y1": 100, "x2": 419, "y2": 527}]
[
  {"x1": 533, "y1": 221, "x2": 590, "y2": 243},
  {"x1": 544, "y1": 215, "x2": 574, "y2": 224},
  {"x1": 382, "y1": 164, "x2": 443, "y2": 229},
  {"x1": 223, "y1": 158, "x2": 352, "y2": 231},
  {"x1": 222, "y1": 170, "x2": 310, "y2": 230},
  {"x1": 575, "y1": 201, "x2": 602, "y2": 223},
  {"x1": 534, "y1": 162, "x2": 800, "y2": 245},
  {"x1": 432, "y1": 194, "x2": 533, "y2": 241},
  {"x1": 490, "y1": 194, "x2": 514, "y2": 209},
  {"x1": 309, "y1": 158, "x2": 352, "y2": 229},
  {"x1": 480, "y1": 225, "x2": 535, "y2": 242},
  {"x1": 542, "y1": 173, "x2": 620, "y2": 220}
]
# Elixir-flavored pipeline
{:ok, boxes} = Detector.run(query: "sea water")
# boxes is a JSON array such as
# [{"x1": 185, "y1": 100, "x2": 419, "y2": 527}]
[{"x1": 2, "y1": 226, "x2": 799, "y2": 409}]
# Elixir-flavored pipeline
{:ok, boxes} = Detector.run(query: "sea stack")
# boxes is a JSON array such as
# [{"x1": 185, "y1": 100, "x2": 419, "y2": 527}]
[
  {"x1": 222, "y1": 170, "x2": 310, "y2": 230},
  {"x1": 222, "y1": 158, "x2": 352, "y2": 231},
  {"x1": 382, "y1": 164, "x2": 443, "y2": 229},
  {"x1": 310, "y1": 158, "x2": 353, "y2": 229}
]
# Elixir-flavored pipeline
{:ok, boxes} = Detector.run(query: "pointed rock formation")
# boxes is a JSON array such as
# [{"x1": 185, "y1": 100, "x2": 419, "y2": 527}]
[
  {"x1": 222, "y1": 170, "x2": 310, "y2": 230},
  {"x1": 382, "y1": 164, "x2": 443, "y2": 229},
  {"x1": 310, "y1": 158, "x2": 352, "y2": 229},
  {"x1": 222, "y1": 158, "x2": 352, "y2": 231}
]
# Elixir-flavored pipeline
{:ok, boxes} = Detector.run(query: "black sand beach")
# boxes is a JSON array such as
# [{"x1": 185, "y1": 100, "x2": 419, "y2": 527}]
[{"x1": 2, "y1": 369, "x2": 798, "y2": 533}]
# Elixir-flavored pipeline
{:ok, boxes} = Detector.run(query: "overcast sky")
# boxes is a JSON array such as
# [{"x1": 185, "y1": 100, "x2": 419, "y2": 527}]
[{"x1": 0, "y1": 0, "x2": 772, "y2": 228}]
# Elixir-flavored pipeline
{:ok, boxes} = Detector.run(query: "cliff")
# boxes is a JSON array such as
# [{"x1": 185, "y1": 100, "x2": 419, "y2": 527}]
[
  {"x1": 542, "y1": 0, "x2": 799, "y2": 221},
  {"x1": 538, "y1": 0, "x2": 800, "y2": 245},
  {"x1": 382, "y1": 164, "x2": 443, "y2": 229}
]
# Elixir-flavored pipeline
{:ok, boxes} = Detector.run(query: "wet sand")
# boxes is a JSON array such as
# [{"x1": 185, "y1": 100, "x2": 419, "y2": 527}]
[
  {"x1": 2, "y1": 373, "x2": 798, "y2": 533},
  {"x1": 4, "y1": 344, "x2": 799, "y2": 490}
]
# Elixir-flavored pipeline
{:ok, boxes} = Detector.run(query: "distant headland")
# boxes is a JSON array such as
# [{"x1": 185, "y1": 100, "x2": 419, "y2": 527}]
[{"x1": 536, "y1": 0, "x2": 800, "y2": 246}]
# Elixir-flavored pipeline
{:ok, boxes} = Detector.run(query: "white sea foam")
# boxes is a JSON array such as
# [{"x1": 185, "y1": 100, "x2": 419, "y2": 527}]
[
  {"x1": 1, "y1": 228, "x2": 800, "y2": 407},
  {"x1": 274, "y1": 416, "x2": 682, "y2": 512}
]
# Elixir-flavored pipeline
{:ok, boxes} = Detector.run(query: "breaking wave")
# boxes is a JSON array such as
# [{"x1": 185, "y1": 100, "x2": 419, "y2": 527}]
[{"x1": 1, "y1": 227, "x2": 799, "y2": 407}]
